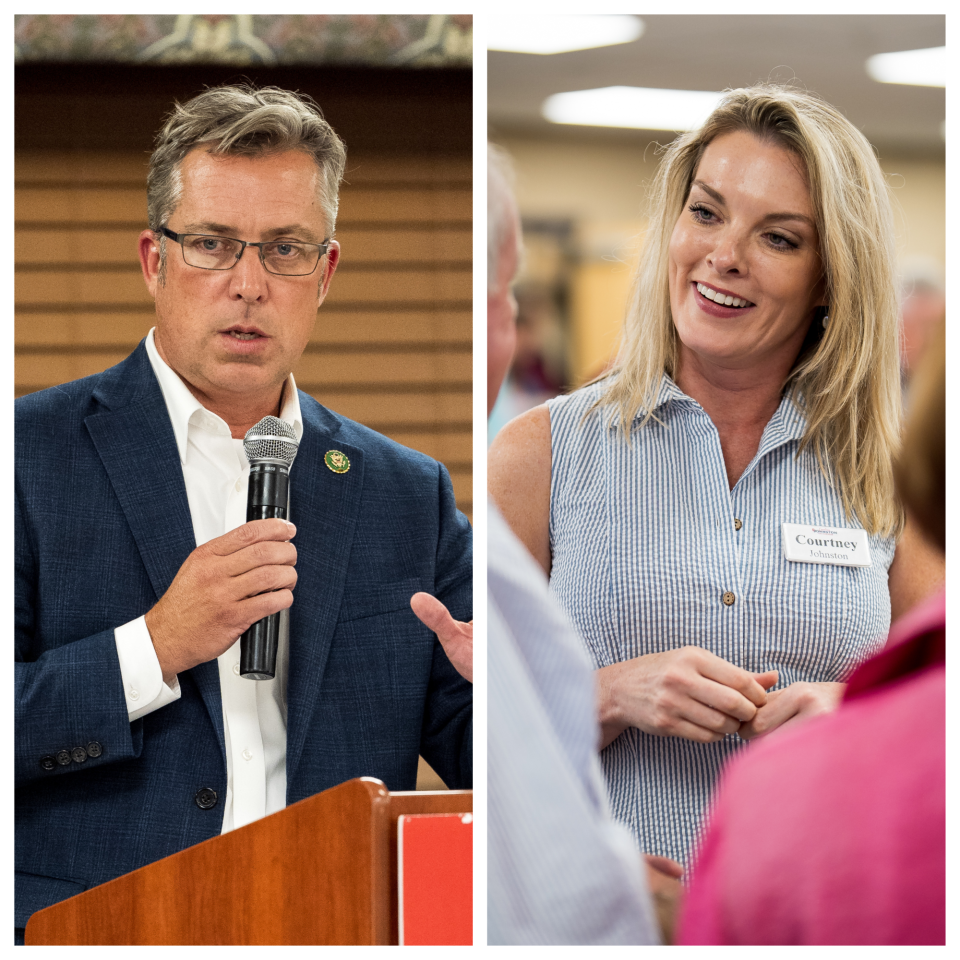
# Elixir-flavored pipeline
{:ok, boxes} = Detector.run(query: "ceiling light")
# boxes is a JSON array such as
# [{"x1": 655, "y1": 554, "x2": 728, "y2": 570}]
[
  {"x1": 488, "y1": 15, "x2": 644, "y2": 55},
  {"x1": 866, "y1": 47, "x2": 945, "y2": 87},
  {"x1": 543, "y1": 86, "x2": 725, "y2": 132}
]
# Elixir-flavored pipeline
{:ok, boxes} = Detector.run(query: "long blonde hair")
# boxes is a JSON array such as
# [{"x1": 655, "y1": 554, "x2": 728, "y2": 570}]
[{"x1": 600, "y1": 85, "x2": 903, "y2": 537}]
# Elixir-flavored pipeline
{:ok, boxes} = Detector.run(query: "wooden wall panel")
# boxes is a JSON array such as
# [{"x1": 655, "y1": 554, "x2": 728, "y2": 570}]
[
  {"x1": 15, "y1": 150, "x2": 472, "y2": 184},
  {"x1": 15, "y1": 267, "x2": 471, "y2": 307},
  {"x1": 15, "y1": 309, "x2": 471, "y2": 348},
  {"x1": 17, "y1": 226, "x2": 472, "y2": 266},
  {"x1": 15, "y1": 147, "x2": 473, "y2": 518},
  {"x1": 16, "y1": 185, "x2": 471, "y2": 225},
  {"x1": 15, "y1": 66, "x2": 471, "y2": 794}
]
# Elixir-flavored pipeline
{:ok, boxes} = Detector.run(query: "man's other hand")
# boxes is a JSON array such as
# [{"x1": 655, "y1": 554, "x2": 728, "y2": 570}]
[
  {"x1": 410, "y1": 592, "x2": 473, "y2": 683},
  {"x1": 145, "y1": 519, "x2": 298, "y2": 684}
]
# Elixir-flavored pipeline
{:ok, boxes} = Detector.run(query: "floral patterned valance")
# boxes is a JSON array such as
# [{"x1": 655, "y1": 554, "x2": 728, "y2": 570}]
[{"x1": 14, "y1": 15, "x2": 472, "y2": 67}]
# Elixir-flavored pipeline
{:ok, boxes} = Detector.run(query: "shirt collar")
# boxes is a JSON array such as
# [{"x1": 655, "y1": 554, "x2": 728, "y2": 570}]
[
  {"x1": 644, "y1": 371, "x2": 806, "y2": 443},
  {"x1": 144, "y1": 327, "x2": 303, "y2": 465},
  {"x1": 757, "y1": 385, "x2": 807, "y2": 448},
  {"x1": 648, "y1": 373, "x2": 689, "y2": 413}
]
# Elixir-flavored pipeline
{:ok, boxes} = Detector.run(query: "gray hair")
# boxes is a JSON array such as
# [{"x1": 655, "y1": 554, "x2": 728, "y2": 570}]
[
  {"x1": 487, "y1": 143, "x2": 516, "y2": 294},
  {"x1": 148, "y1": 83, "x2": 347, "y2": 278}
]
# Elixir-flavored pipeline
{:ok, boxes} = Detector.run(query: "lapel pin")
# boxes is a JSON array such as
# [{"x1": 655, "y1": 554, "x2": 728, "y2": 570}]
[{"x1": 324, "y1": 449, "x2": 350, "y2": 474}]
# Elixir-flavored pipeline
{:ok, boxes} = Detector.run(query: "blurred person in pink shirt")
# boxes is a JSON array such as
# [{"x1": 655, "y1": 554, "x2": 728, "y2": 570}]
[{"x1": 679, "y1": 320, "x2": 945, "y2": 946}]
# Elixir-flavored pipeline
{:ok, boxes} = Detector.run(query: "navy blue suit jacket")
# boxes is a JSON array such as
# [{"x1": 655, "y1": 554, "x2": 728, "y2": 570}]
[{"x1": 15, "y1": 342, "x2": 472, "y2": 929}]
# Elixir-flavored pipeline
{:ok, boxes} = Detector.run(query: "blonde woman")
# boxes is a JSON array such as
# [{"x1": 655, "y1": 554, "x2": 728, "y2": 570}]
[{"x1": 489, "y1": 86, "x2": 944, "y2": 866}]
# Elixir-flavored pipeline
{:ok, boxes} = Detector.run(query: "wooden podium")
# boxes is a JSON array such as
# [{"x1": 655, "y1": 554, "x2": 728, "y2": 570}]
[{"x1": 24, "y1": 778, "x2": 472, "y2": 945}]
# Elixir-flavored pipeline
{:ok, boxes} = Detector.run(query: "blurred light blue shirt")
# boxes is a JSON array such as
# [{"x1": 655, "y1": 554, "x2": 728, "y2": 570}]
[{"x1": 488, "y1": 501, "x2": 657, "y2": 945}]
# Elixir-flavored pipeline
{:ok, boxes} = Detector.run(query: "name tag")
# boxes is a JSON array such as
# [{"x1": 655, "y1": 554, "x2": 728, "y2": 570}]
[{"x1": 782, "y1": 522, "x2": 871, "y2": 567}]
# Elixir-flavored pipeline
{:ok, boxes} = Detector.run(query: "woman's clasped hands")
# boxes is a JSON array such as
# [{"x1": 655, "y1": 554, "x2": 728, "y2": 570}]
[{"x1": 595, "y1": 646, "x2": 843, "y2": 749}]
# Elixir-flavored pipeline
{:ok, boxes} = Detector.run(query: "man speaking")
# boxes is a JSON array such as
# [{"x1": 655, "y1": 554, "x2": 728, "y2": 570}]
[{"x1": 15, "y1": 84, "x2": 472, "y2": 940}]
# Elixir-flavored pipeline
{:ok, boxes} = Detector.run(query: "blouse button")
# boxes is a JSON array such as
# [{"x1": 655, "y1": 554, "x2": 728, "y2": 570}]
[
  {"x1": 734, "y1": 518, "x2": 743, "y2": 531},
  {"x1": 233, "y1": 662, "x2": 241, "y2": 675},
  {"x1": 722, "y1": 591, "x2": 736, "y2": 606}
]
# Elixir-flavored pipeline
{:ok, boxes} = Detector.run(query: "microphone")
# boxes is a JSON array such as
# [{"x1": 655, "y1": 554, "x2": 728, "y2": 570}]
[{"x1": 239, "y1": 416, "x2": 299, "y2": 680}]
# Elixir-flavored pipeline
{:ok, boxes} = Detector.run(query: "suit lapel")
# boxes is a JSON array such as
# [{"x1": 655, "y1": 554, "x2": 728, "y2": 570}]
[
  {"x1": 85, "y1": 397, "x2": 194, "y2": 603},
  {"x1": 285, "y1": 399, "x2": 365, "y2": 781},
  {"x1": 83, "y1": 351, "x2": 364, "y2": 776},
  {"x1": 84, "y1": 344, "x2": 224, "y2": 753}
]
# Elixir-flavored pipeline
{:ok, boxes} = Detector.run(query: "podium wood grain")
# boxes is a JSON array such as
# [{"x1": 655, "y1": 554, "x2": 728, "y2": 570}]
[{"x1": 25, "y1": 778, "x2": 471, "y2": 945}]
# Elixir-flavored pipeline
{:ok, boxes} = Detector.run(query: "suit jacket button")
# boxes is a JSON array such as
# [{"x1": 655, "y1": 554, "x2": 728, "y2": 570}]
[
  {"x1": 71, "y1": 746, "x2": 88, "y2": 763},
  {"x1": 86, "y1": 741, "x2": 103, "y2": 758},
  {"x1": 40, "y1": 756, "x2": 56, "y2": 771},
  {"x1": 195, "y1": 788, "x2": 218, "y2": 810},
  {"x1": 55, "y1": 749, "x2": 72, "y2": 766}
]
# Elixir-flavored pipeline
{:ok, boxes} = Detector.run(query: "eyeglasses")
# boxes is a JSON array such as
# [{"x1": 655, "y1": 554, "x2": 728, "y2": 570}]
[{"x1": 160, "y1": 226, "x2": 330, "y2": 276}]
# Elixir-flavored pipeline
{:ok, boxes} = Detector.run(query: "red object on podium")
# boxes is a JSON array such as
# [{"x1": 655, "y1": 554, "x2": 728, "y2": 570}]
[{"x1": 398, "y1": 812, "x2": 473, "y2": 945}]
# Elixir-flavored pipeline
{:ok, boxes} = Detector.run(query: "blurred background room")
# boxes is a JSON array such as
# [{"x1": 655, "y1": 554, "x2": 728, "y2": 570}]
[
  {"x1": 14, "y1": 14, "x2": 473, "y2": 790},
  {"x1": 487, "y1": 14, "x2": 944, "y2": 441}
]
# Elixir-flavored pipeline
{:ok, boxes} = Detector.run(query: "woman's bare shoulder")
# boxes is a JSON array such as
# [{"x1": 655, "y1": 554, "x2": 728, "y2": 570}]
[
  {"x1": 488, "y1": 404, "x2": 552, "y2": 574},
  {"x1": 490, "y1": 403, "x2": 552, "y2": 460}
]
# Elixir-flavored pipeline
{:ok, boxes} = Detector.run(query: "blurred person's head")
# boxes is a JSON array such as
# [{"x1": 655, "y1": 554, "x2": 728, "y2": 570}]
[
  {"x1": 488, "y1": 143, "x2": 521, "y2": 416},
  {"x1": 899, "y1": 258, "x2": 945, "y2": 379},
  {"x1": 894, "y1": 318, "x2": 945, "y2": 552},
  {"x1": 603, "y1": 84, "x2": 901, "y2": 537}
]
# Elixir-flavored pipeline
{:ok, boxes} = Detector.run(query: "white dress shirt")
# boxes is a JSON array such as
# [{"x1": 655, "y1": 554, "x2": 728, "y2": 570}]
[
  {"x1": 488, "y1": 501, "x2": 657, "y2": 944},
  {"x1": 113, "y1": 328, "x2": 301, "y2": 833}
]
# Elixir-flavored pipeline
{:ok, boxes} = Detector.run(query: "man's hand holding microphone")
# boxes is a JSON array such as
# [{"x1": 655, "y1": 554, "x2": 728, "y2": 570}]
[{"x1": 145, "y1": 518, "x2": 298, "y2": 685}]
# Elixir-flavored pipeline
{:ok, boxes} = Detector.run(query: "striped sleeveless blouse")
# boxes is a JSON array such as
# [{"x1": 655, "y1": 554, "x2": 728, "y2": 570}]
[{"x1": 546, "y1": 375, "x2": 895, "y2": 866}]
